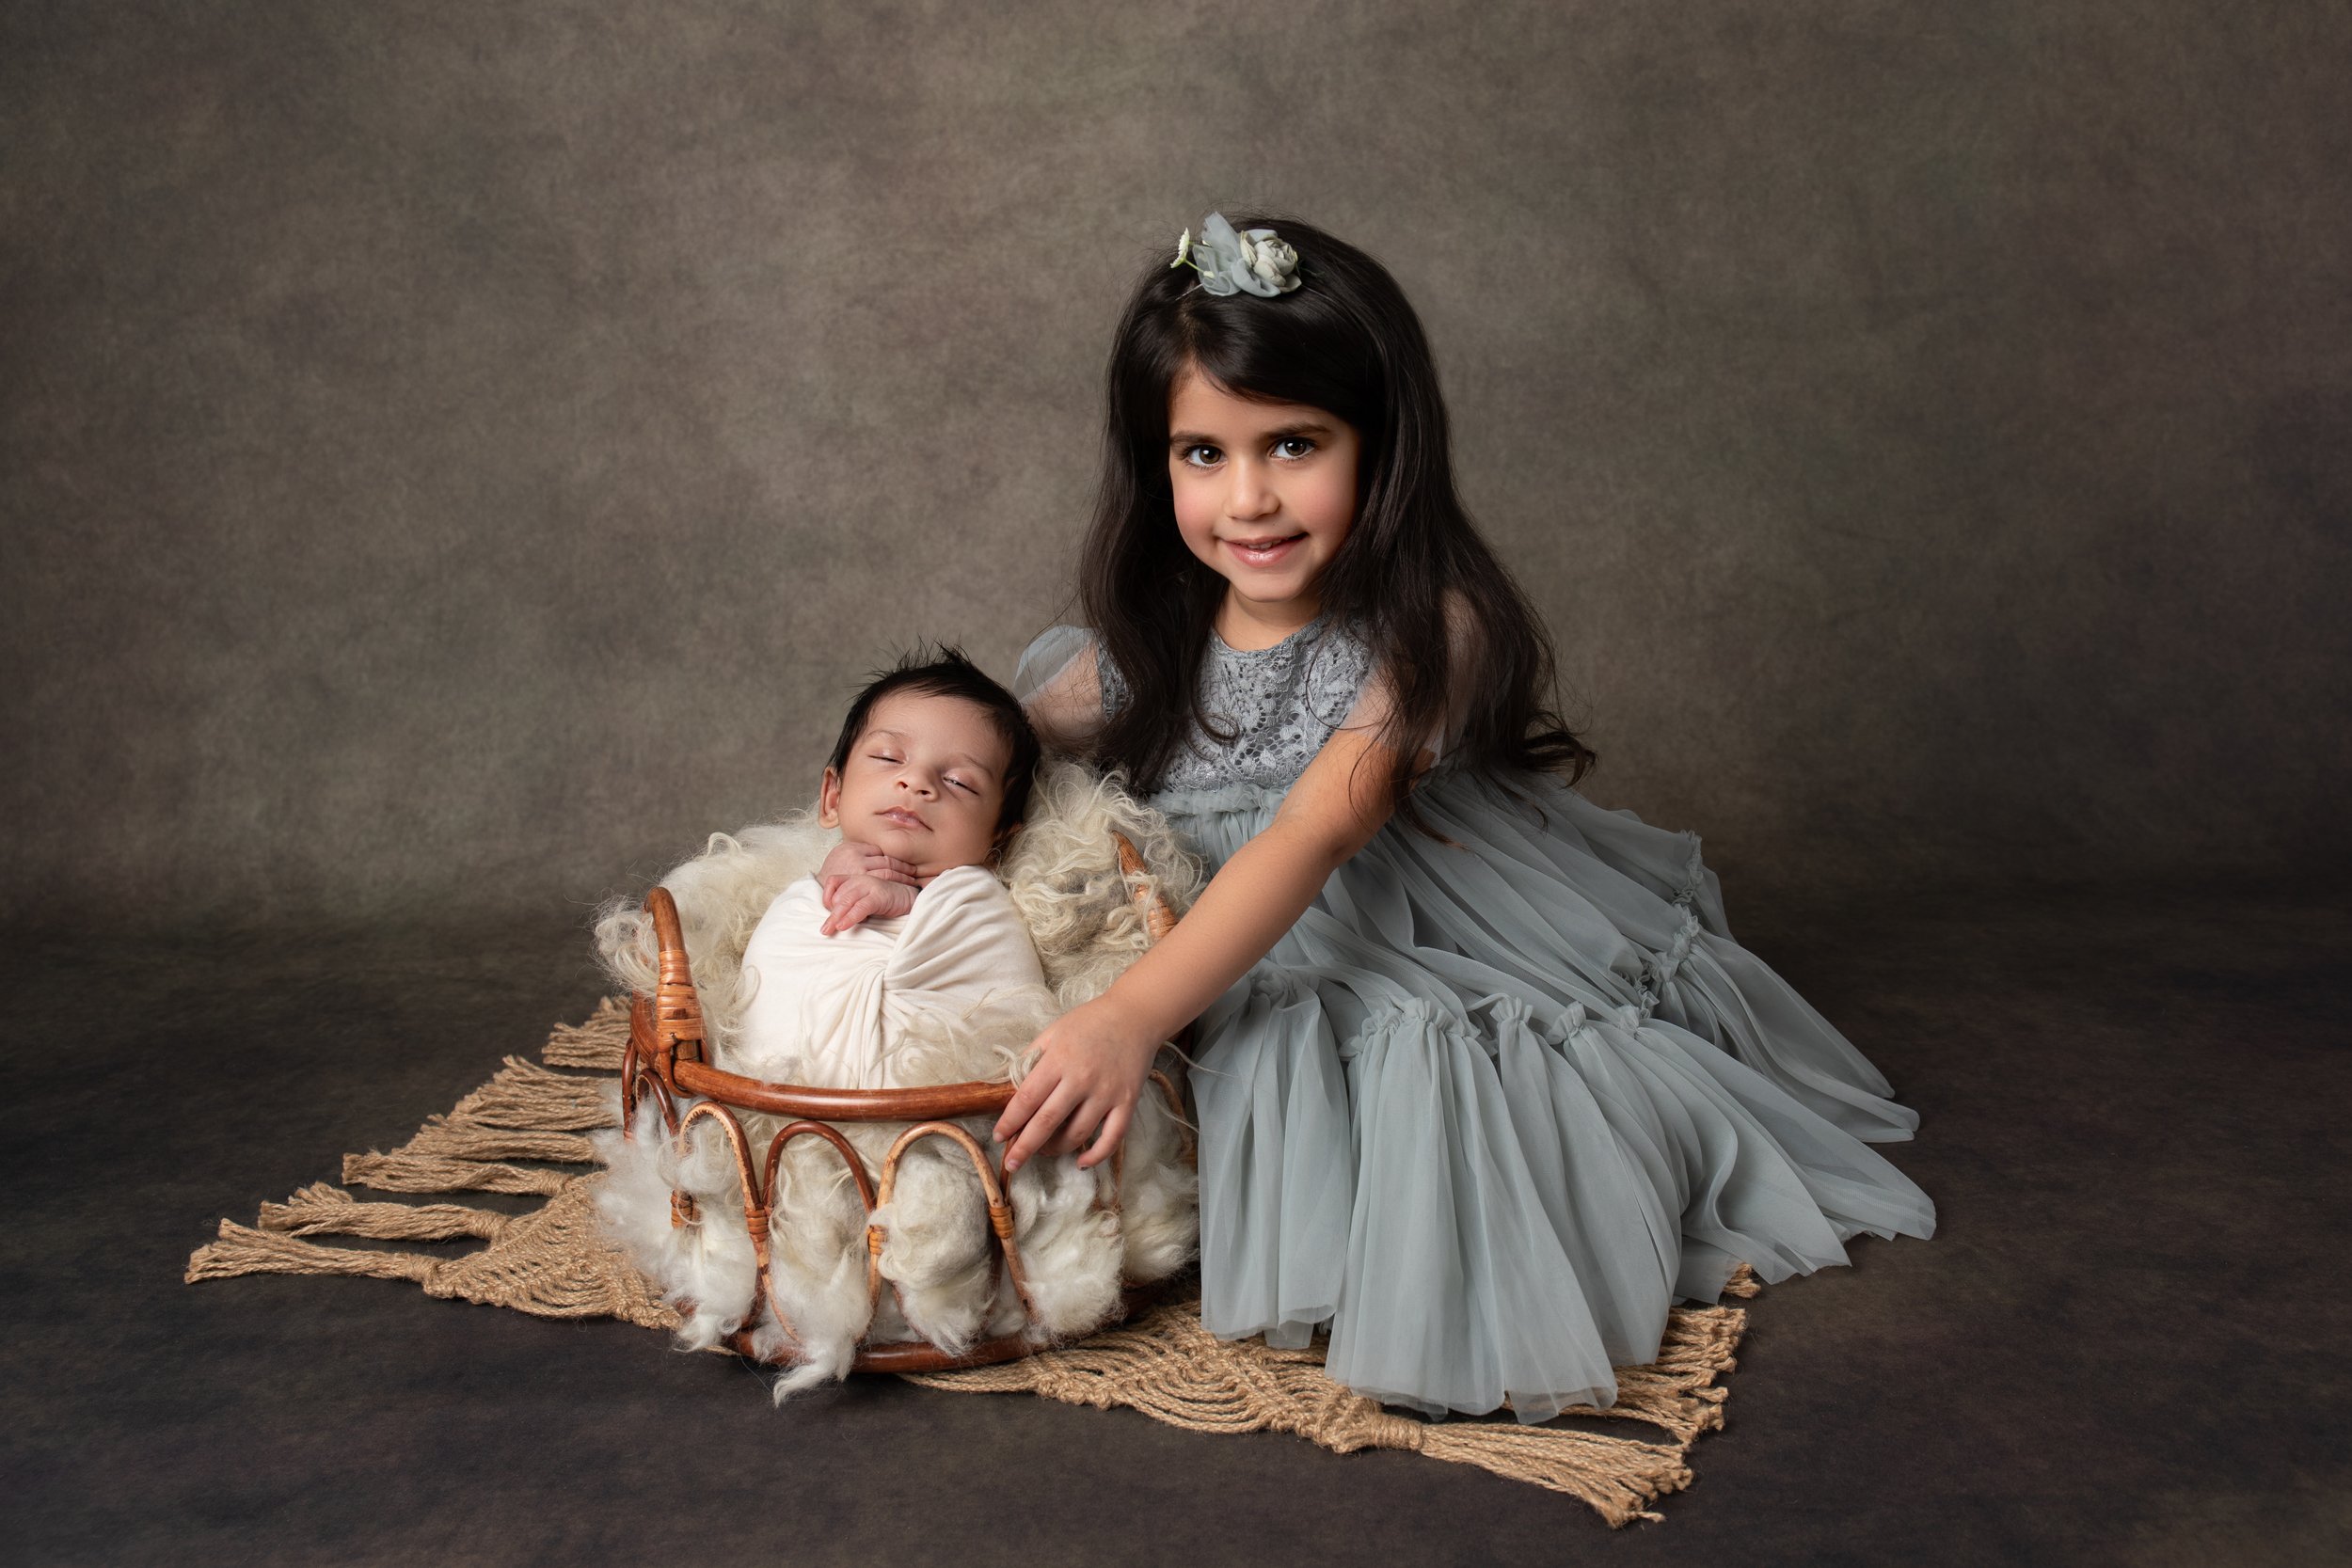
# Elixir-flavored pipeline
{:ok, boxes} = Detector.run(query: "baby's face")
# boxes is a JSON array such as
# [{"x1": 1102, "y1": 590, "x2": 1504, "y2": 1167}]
[{"x1": 818, "y1": 690, "x2": 1014, "y2": 878}]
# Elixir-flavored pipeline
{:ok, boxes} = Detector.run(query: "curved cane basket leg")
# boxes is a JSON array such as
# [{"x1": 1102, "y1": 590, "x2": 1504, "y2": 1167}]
[
  {"x1": 760, "y1": 1120, "x2": 882, "y2": 1325},
  {"x1": 620, "y1": 1029, "x2": 639, "y2": 1129},
  {"x1": 877, "y1": 1120, "x2": 1044, "y2": 1333},
  {"x1": 632, "y1": 1072, "x2": 691, "y2": 1224},
  {"x1": 626, "y1": 1069, "x2": 682, "y2": 1138},
  {"x1": 676, "y1": 1101, "x2": 771, "y2": 1341}
]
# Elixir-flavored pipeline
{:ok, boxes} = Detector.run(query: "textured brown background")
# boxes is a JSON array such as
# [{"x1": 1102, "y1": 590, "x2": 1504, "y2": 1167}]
[
  {"x1": 9, "y1": 9, "x2": 2351, "y2": 1561},
  {"x1": 6, "y1": 2, "x2": 2348, "y2": 926}
]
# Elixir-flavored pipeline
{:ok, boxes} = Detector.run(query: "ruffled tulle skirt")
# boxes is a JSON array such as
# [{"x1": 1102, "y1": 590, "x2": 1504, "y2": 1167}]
[{"x1": 1160, "y1": 768, "x2": 1935, "y2": 1424}]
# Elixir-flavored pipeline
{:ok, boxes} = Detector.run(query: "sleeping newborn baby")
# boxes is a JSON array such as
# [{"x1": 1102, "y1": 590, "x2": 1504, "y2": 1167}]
[
  {"x1": 729, "y1": 652, "x2": 1048, "y2": 1089},
  {"x1": 594, "y1": 650, "x2": 1194, "y2": 1402}
]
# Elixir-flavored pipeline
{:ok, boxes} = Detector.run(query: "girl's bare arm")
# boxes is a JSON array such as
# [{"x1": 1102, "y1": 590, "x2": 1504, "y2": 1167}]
[{"x1": 993, "y1": 720, "x2": 1424, "y2": 1173}]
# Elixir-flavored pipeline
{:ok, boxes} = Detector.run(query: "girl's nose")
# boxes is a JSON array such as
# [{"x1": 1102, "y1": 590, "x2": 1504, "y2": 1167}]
[{"x1": 1226, "y1": 459, "x2": 1277, "y2": 519}]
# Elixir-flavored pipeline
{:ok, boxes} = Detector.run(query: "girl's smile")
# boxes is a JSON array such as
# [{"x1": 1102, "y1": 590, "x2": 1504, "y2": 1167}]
[
  {"x1": 1224, "y1": 531, "x2": 1306, "y2": 568},
  {"x1": 1166, "y1": 362, "x2": 1360, "y2": 650}
]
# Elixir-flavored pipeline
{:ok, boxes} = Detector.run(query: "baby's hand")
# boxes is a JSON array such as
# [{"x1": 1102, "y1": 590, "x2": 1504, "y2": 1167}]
[
  {"x1": 818, "y1": 840, "x2": 923, "y2": 907},
  {"x1": 818, "y1": 870, "x2": 921, "y2": 936}
]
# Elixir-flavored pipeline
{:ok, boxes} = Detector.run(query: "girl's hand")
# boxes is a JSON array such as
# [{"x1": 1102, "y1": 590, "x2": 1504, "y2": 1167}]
[
  {"x1": 993, "y1": 994, "x2": 1162, "y2": 1174},
  {"x1": 818, "y1": 871, "x2": 921, "y2": 935}
]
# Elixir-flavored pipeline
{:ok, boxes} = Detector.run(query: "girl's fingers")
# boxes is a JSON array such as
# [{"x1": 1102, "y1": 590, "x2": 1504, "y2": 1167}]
[
  {"x1": 1048, "y1": 1098, "x2": 1108, "y2": 1158},
  {"x1": 1003, "y1": 1075, "x2": 1073, "y2": 1162},
  {"x1": 1003, "y1": 1079, "x2": 1083, "y2": 1175},
  {"x1": 993, "y1": 1051, "x2": 1059, "y2": 1144},
  {"x1": 1075, "y1": 1102, "x2": 1133, "y2": 1171},
  {"x1": 1040, "y1": 1110, "x2": 1086, "y2": 1159}
]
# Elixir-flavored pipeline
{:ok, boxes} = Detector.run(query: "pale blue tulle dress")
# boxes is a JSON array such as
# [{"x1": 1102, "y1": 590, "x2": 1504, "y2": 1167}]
[{"x1": 1014, "y1": 619, "x2": 1935, "y2": 1424}]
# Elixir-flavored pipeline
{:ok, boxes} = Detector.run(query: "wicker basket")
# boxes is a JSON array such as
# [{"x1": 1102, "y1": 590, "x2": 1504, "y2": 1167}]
[{"x1": 620, "y1": 832, "x2": 1192, "y2": 1372}]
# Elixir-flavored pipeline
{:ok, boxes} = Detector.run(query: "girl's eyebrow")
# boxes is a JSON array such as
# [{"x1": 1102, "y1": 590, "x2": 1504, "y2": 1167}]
[{"x1": 1168, "y1": 420, "x2": 1334, "y2": 450}]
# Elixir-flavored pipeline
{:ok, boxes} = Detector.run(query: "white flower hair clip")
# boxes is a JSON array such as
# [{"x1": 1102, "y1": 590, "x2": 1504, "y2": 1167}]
[{"x1": 1171, "y1": 212, "x2": 1301, "y2": 297}]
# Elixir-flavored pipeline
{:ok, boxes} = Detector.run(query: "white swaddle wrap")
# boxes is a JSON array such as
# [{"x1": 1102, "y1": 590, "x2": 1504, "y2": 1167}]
[{"x1": 732, "y1": 865, "x2": 1047, "y2": 1088}]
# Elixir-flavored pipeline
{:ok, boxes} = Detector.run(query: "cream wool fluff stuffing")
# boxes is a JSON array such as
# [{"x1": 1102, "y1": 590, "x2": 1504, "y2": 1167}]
[{"x1": 589, "y1": 761, "x2": 1203, "y2": 1400}]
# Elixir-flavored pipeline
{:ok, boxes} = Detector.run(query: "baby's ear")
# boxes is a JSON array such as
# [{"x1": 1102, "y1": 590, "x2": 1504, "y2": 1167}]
[{"x1": 817, "y1": 767, "x2": 842, "y2": 828}]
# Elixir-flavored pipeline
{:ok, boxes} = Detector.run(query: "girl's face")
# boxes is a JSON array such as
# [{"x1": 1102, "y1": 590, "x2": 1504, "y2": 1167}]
[{"x1": 1166, "y1": 362, "x2": 1360, "y2": 643}]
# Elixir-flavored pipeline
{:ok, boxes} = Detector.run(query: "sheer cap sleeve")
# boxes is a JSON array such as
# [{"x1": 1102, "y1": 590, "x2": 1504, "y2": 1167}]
[
  {"x1": 1013, "y1": 624, "x2": 1120, "y2": 752},
  {"x1": 1336, "y1": 592, "x2": 1480, "y2": 765}
]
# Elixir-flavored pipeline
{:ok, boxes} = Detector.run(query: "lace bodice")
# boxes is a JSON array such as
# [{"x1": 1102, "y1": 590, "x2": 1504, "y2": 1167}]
[
  {"x1": 1016, "y1": 618, "x2": 1386, "y2": 796},
  {"x1": 1110, "y1": 618, "x2": 1375, "y2": 793}
]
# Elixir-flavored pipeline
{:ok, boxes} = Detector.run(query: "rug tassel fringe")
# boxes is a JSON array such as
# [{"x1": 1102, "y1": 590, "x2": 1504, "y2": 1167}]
[
  {"x1": 1565, "y1": 1372, "x2": 1721, "y2": 1444},
  {"x1": 413, "y1": 1182, "x2": 677, "y2": 1325},
  {"x1": 448, "y1": 1057, "x2": 618, "y2": 1132},
  {"x1": 184, "y1": 1219, "x2": 440, "y2": 1285},
  {"x1": 543, "y1": 997, "x2": 630, "y2": 1069},
  {"x1": 190, "y1": 1187, "x2": 679, "y2": 1329},
  {"x1": 257, "y1": 1181, "x2": 512, "y2": 1242},
  {"x1": 1549, "y1": 1303, "x2": 1749, "y2": 1442},
  {"x1": 402, "y1": 1118, "x2": 599, "y2": 1164},
  {"x1": 342, "y1": 1150, "x2": 571, "y2": 1196},
  {"x1": 1411, "y1": 1422, "x2": 1693, "y2": 1525},
  {"x1": 906, "y1": 1293, "x2": 1743, "y2": 1528}
]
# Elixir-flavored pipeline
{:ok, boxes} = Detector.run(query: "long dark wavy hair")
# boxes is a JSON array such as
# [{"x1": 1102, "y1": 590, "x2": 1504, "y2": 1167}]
[{"x1": 1078, "y1": 213, "x2": 1595, "y2": 826}]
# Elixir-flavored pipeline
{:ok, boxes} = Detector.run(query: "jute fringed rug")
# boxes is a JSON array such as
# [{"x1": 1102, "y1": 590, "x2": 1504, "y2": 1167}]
[{"x1": 186, "y1": 999, "x2": 1760, "y2": 1528}]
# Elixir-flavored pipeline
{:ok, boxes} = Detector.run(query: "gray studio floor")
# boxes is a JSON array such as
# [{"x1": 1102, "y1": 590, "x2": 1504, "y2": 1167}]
[{"x1": 6, "y1": 878, "x2": 2346, "y2": 1566}]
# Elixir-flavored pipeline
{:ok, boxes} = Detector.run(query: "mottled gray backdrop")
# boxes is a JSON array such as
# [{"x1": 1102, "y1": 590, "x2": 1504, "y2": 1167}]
[{"x1": 7, "y1": 2, "x2": 2347, "y2": 927}]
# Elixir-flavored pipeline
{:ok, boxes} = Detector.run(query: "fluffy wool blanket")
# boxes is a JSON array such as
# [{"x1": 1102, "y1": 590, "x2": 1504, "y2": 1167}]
[{"x1": 588, "y1": 761, "x2": 1205, "y2": 1399}]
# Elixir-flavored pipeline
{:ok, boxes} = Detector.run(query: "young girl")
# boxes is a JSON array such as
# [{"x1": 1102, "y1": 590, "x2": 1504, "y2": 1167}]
[{"x1": 993, "y1": 212, "x2": 1935, "y2": 1424}]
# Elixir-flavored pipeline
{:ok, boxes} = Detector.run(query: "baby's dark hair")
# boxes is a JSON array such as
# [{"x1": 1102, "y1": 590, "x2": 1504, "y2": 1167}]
[{"x1": 826, "y1": 646, "x2": 1041, "y2": 830}]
